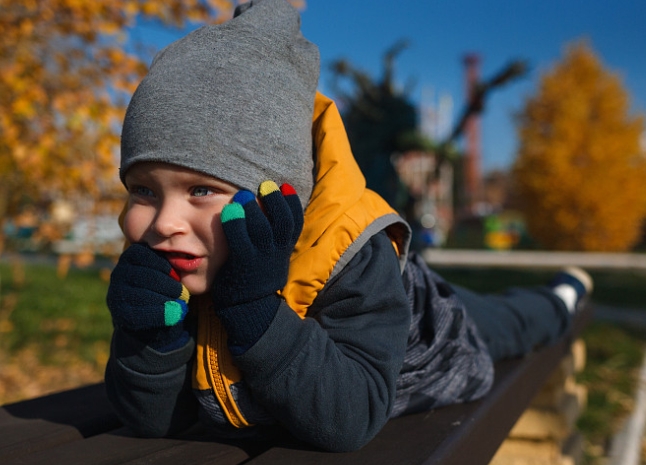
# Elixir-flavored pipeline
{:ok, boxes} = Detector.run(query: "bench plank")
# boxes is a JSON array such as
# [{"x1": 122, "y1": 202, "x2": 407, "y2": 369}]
[
  {"x1": 6, "y1": 428, "x2": 252, "y2": 465},
  {"x1": 1, "y1": 383, "x2": 120, "y2": 461},
  {"x1": 0, "y1": 416, "x2": 83, "y2": 462},
  {"x1": 3, "y1": 383, "x2": 119, "y2": 437}
]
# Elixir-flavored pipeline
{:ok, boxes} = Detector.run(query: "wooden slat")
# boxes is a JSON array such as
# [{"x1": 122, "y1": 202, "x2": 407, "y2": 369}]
[
  {"x1": 6, "y1": 427, "x2": 253, "y2": 465},
  {"x1": 2, "y1": 384, "x2": 261, "y2": 465},
  {"x1": 1, "y1": 383, "x2": 120, "y2": 461},
  {"x1": 3, "y1": 383, "x2": 120, "y2": 437},
  {"x1": 0, "y1": 414, "x2": 83, "y2": 461}
]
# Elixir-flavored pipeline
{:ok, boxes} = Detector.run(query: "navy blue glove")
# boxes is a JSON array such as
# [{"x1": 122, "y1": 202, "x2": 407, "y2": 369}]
[
  {"x1": 107, "y1": 243, "x2": 191, "y2": 350},
  {"x1": 211, "y1": 181, "x2": 303, "y2": 355}
]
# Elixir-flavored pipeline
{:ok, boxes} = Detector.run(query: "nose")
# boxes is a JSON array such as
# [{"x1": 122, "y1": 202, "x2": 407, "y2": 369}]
[{"x1": 151, "y1": 200, "x2": 187, "y2": 238}]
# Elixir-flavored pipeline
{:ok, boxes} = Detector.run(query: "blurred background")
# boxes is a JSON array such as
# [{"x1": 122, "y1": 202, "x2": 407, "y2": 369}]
[{"x1": 0, "y1": 1, "x2": 645, "y2": 464}]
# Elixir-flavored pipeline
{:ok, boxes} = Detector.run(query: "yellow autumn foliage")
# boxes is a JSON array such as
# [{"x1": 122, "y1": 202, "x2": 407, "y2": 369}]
[
  {"x1": 0, "y1": 0, "x2": 304, "y2": 229},
  {"x1": 513, "y1": 42, "x2": 646, "y2": 251}
]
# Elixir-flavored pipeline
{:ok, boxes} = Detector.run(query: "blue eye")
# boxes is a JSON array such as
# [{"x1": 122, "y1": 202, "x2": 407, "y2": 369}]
[
  {"x1": 192, "y1": 186, "x2": 214, "y2": 197},
  {"x1": 133, "y1": 186, "x2": 154, "y2": 197}
]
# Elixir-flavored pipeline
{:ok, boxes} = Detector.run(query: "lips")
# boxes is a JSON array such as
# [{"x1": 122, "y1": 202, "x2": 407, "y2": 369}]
[{"x1": 165, "y1": 252, "x2": 203, "y2": 273}]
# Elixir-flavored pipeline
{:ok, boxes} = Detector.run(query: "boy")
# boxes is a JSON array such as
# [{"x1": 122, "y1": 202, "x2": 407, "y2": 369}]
[{"x1": 105, "y1": 0, "x2": 592, "y2": 452}]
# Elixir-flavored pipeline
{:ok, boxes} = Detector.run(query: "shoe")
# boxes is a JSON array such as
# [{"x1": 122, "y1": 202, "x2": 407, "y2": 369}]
[{"x1": 549, "y1": 266, "x2": 593, "y2": 313}]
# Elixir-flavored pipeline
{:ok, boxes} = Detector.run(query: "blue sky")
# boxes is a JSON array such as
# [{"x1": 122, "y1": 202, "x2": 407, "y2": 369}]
[{"x1": 138, "y1": 0, "x2": 646, "y2": 173}]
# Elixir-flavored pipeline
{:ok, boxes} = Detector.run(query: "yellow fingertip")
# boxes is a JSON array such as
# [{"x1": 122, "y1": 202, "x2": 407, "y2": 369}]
[
  {"x1": 179, "y1": 285, "x2": 190, "y2": 303},
  {"x1": 258, "y1": 180, "x2": 279, "y2": 197}
]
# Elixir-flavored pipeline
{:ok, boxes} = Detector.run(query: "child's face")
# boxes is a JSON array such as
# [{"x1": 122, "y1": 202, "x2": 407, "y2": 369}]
[{"x1": 123, "y1": 162, "x2": 239, "y2": 295}]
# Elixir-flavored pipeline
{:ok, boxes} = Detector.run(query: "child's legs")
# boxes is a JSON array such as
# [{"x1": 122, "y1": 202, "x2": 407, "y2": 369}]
[{"x1": 452, "y1": 284, "x2": 571, "y2": 362}]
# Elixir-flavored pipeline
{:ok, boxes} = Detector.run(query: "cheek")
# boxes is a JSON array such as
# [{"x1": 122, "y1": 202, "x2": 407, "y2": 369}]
[
  {"x1": 204, "y1": 215, "x2": 230, "y2": 283},
  {"x1": 213, "y1": 221, "x2": 230, "y2": 267},
  {"x1": 122, "y1": 207, "x2": 151, "y2": 243}
]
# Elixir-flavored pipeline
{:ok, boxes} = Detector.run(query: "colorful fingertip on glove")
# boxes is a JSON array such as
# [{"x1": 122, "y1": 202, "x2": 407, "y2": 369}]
[
  {"x1": 107, "y1": 243, "x2": 191, "y2": 351},
  {"x1": 212, "y1": 181, "x2": 303, "y2": 355}
]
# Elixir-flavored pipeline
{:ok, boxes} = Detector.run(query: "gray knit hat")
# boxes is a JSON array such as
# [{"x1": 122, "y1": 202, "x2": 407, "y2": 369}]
[{"x1": 120, "y1": 0, "x2": 319, "y2": 206}]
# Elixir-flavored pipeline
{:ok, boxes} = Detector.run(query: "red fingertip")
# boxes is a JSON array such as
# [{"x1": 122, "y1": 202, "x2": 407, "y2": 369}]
[
  {"x1": 280, "y1": 183, "x2": 297, "y2": 196},
  {"x1": 169, "y1": 268, "x2": 181, "y2": 282}
]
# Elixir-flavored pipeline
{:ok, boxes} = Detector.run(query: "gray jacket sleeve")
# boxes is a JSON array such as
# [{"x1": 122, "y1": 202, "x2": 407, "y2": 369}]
[
  {"x1": 105, "y1": 327, "x2": 198, "y2": 437},
  {"x1": 233, "y1": 230, "x2": 411, "y2": 452}
]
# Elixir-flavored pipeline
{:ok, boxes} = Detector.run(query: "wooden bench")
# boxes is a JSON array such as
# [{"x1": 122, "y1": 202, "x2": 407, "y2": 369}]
[{"x1": 0, "y1": 305, "x2": 591, "y2": 465}]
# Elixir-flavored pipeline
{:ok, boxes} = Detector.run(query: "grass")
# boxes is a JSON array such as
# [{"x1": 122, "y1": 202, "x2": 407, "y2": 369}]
[
  {"x1": 0, "y1": 256, "x2": 112, "y2": 404},
  {"x1": 0, "y1": 258, "x2": 643, "y2": 463},
  {"x1": 577, "y1": 322, "x2": 646, "y2": 462}
]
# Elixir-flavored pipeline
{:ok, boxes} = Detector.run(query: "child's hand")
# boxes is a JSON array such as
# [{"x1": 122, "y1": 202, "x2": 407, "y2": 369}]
[
  {"x1": 211, "y1": 181, "x2": 303, "y2": 353},
  {"x1": 107, "y1": 243, "x2": 190, "y2": 332}
]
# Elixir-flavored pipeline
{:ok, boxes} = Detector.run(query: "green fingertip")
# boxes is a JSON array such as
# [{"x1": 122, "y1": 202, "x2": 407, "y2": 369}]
[
  {"x1": 221, "y1": 202, "x2": 245, "y2": 223},
  {"x1": 164, "y1": 301, "x2": 184, "y2": 326}
]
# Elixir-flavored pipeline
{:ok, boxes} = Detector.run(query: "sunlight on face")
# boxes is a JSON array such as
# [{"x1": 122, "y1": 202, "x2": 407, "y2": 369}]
[{"x1": 123, "y1": 162, "x2": 239, "y2": 295}]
